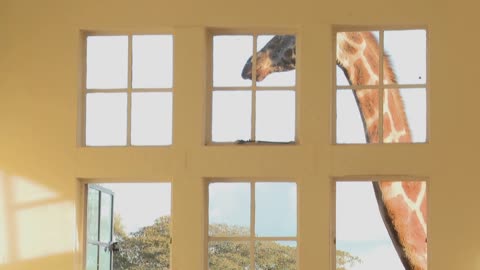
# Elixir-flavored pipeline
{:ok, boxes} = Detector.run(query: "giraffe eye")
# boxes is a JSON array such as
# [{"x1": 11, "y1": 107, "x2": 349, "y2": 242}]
[{"x1": 284, "y1": 48, "x2": 293, "y2": 58}]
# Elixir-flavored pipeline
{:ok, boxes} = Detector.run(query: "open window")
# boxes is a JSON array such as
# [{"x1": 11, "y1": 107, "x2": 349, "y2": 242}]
[
  {"x1": 85, "y1": 183, "x2": 172, "y2": 270},
  {"x1": 86, "y1": 185, "x2": 114, "y2": 270}
]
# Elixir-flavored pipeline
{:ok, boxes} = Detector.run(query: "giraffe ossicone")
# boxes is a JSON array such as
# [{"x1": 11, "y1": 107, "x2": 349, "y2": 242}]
[{"x1": 242, "y1": 32, "x2": 427, "y2": 270}]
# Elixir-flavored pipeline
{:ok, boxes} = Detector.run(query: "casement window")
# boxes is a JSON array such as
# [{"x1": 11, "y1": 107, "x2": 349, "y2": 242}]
[
  {"x1": 207, "y1": 181, "x2": 297, "y2": 269},
  {"x1": 82, "y1": 34, "x2": 173, "y2": 146},
  {"x1": 208, "y1": 33, "x2": 297, "y2": 144},
  {"x1": 85, "y1": 183, "x2": 172, "y2": 270},
  {"x1": 85, "y1": 185, "x2": 114, "y2": 270},
  {"x1": 334, "y1": 178, "x2": 428, "y2": 270},
  {"x1": 334, "y1": 29, "x2": 428, "y2": 144}
]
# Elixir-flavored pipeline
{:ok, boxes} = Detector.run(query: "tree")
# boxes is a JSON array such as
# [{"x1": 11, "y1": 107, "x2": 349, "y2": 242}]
[
  {"x1": 113, "y1": 216, "x2": 361, "y2": 270},
  {"x1": 336, "y1": 250, "x2": 362, "y2": 270}
]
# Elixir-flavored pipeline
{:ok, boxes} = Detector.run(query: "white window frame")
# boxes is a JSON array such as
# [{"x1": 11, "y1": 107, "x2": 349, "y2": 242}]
[
  {"x1": 332, "y1": 26, "x2": 429, "y2": 144},
  {"x1": 205, "y1": 179, "x2": 299, "y2": 270},
  {"x1": 79, "y1": 31, "x2": 174, "y2": 147},
  {"x1": 206, "y1": 30, "x2": 299, "y2": 145}
]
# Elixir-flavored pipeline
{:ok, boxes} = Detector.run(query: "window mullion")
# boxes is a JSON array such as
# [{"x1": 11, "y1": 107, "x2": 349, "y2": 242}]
[
  {"x1": 379, "y1": 30, "x2": 385, "y2": 144},
  {"x1": 251, "y1": 35, "x2": 257, "y2": 141},
  {"x1": 127, "y1": 35, "x2": 133, "y2": 146},
  {"x1": 250, "y1": 181, "x2": 255, "y2": 270}
]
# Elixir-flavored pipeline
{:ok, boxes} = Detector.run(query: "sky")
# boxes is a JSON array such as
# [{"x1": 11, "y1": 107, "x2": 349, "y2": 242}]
[{"x1": 86, "y1": 30, "x2": 427, "y2": 269}]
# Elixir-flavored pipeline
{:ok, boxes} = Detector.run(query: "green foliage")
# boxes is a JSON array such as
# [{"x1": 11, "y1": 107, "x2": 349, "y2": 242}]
[
  {"x1": 336, "y1": 250, "x2": 362, "y2": 270},
  {"x1": 113, "y1": 215, "x2": 361, "y2": 270}
]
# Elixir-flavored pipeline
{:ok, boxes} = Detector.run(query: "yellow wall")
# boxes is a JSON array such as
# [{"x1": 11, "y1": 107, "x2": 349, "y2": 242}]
[{"x1": 1, "y1": 0, "x2": 479, "y2": 269}]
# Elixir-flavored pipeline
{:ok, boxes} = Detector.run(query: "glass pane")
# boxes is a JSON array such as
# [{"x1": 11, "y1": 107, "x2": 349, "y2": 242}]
[
  {"x1": 87, "y1": 188, "x2": 100, "y2": 242},
  {"x1": 86, "y1": 244, "x2": 99, "y2": 270},
  {"x1": 209, "y1": 183, "x2": 250, "y2": 236},
  {"x1": 86, "y1": 36, "x2": 128, "y2": 89},
  {"x1": 131, "y1": 92, "x2": 173, "y2": 146},
  {"x1": 255, "y1": 182, "x2": 296, "y2": 237},
  {"x1": 132, "y1": 35, "x2": 173, "y2": 88},
  {"x1": 86, "y1": 93, "x2": 127, "y2": 146},
  {"x1": 255, "y1": 91, "x2": 295, "y2": 142},
  {"x1": 212, "y1": 91, "x2": 252, "y2": 142},
  {"x1": 99, "y1": 193, "x2": 113, "y2": 243},
  {"x1": 255, "y1": 241, "x2": 296, "y2": 270},
  {"x1": 383, "y1": 88, "x2": 426, "y2": 143},
  {"x1": 98, "y1": 245, "x2": 111, "y2": 270},
  {"x1": 336, "y1": 181, "x2": 427, "y2": 270},
  {"x1": 336, "y1": 31, "x2": 380, "y2": 86},
  {"x1": 214, "y1": 36, "x2": 253, "y2": 87},
  {"x1": 336, "y1": 89, "x2": 380, "y2": 144},
  {"x1": 384, "y1": 30, "x2": 426, "y2": 84},
  {"x1": 256, "y1": 35, "x2": 296, "y2": 87},
  {"x1": 209, "y1": 241, "x2": 250, "y2": 270}
]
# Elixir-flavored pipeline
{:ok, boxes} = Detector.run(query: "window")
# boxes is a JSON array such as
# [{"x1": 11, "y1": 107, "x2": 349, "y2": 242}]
[
  {"x1": 85, "y1": 183, "x2": 172, "y2": 270},
  {"x1": 207, "y1": 181, "x2": 297, "y2": 269},
  {"x1": 335, "y1": 29, "x2": 427, "y2": 144},
  {"x1": 86, "y1": 185, "x2": 114, "y2": 270},
  {"x1": 209, "y1": 34, "x2": 297, "y2": 144},
  {"x1": 334, "y1": 178, "x2": 428, "y2": 270},
  {"x1": 83, "y1": 34, "x2": 173, "y2": 146}
]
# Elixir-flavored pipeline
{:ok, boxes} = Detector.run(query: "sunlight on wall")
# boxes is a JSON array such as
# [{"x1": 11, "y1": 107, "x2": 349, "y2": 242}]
[
  {"x1": 0, "y1": 173, "x2": 74, "y2": 264},
  {"x1": 12, "y1": 176, "x2": 59, "y2": 205},
  {"x1": 0, "y1": 172, "x2": 8, "y2": 264},
  {"x1": 16, "y1": 201, "x2": 75, "y2": 260}
]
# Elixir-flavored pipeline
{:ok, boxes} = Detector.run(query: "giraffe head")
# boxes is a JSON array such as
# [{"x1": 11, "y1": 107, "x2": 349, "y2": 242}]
[{"x1": 241, "y1": 35, "x2": 296, "y2": 81}]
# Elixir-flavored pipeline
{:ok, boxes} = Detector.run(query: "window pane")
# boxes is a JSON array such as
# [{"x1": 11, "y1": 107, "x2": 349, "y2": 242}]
[
  {"x1": 336, "y1": 31, "x2": 379, "y2": 86},
  {"x1": 87, "y1": 188, "x2": 99, "y2": 242},
  {"x1": 256, "y1": 35, "x2": 296, "y2": 87},
  {"x1": 132, "y1": 35, "x2": 173, "y2": 88},
  {"x1": 86, "y1": 93, "x2": 127, "y2": 146},
  {"x1": 209, "y1": 183, "x2": 250, "y2": 236},
  {"x1": 87, "y1": 36, "x2": 128, "y2": 89},
  {"x1": 99, "y1": 193, "x2": 112, "y2": 243},
  {"x1": 255, "y1": 91, "x2": 295, "y2": 142},
  {"x1": 336, "y1": 89, "x2": 379, "y2": 144},
  {"x1": 384, "y1": 30, "x2": 426, "y2": 84},
  {"x1": 98, "y1": 245, "x2": 111, "y2": 270},
  {"x1": 255, "y1": 241, "x2": 296, "y2": 270},
  {"x1": 212, "y1": 91, "x2": 252, "y2": 142},
  {"x1": 255, "y1": 182, "x2": 296, "y2": 237},
  {"x1": 214, "y1": 36, "x2": 253, "y2": 87},
  {"x1": 383, "y1": 88, "x2": 426, "y2": 143},
  {"x1": 336, "y1": 180, "x2": 427, "y2": 270},
  {"x1": 86, "y1": 244, "x2": 98, "y2": 270},
  {"x1": 208, "y1": 241, "x2": 250, "y2": 270},
  {"x1": 131, "y1": 92, "x2": 173, "y2": 146}
]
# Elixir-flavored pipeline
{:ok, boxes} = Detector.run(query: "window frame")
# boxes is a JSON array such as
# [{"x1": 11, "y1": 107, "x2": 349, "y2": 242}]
[
  {"x1": 79, "y1": 31, "x2": 175, "y2": 147},
  {"x1": 332, "y1": 26, "x2": 430, "y2": 145},
  {"x1": 205, "y1": 178, "x2": 299, "y2": 270},
  {"x1": 206, "y1": 29, "x2": 300, "y2": 145}
]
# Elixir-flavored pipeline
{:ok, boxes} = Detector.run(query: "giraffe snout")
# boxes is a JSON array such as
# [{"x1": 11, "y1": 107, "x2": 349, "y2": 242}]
[{"x1": 242, "y1": 57, "x2": 253, "y2": 80}]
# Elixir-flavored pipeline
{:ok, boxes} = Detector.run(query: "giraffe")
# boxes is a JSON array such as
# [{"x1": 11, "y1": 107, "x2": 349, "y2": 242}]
[{"x1": 241, "y1": 33, "x2": 427, "y2": 270}]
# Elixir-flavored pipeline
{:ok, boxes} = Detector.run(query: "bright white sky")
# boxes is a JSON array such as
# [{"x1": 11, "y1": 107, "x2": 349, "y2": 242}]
[{"x1": 87, "y1": 30, "x2": 427, "y2": 269}]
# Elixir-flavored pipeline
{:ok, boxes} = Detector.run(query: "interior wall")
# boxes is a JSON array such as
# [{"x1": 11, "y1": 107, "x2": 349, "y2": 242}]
[{"x1": 2, "y1": 0, "x2": 479, "y2": 269}]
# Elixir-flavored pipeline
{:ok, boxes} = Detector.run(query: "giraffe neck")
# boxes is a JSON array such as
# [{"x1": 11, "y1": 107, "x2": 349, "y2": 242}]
[
  {"x1": 337, "y1": 32, "x2": 427, "y2": 270},
  {"x1": 336, "y1": 32, "x2": 411, "y2": 143}
]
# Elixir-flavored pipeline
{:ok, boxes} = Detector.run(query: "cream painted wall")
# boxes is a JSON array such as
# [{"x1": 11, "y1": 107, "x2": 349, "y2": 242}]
[{"x1": 1, "y1": 0, "x2": 479, "y2": 269}]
